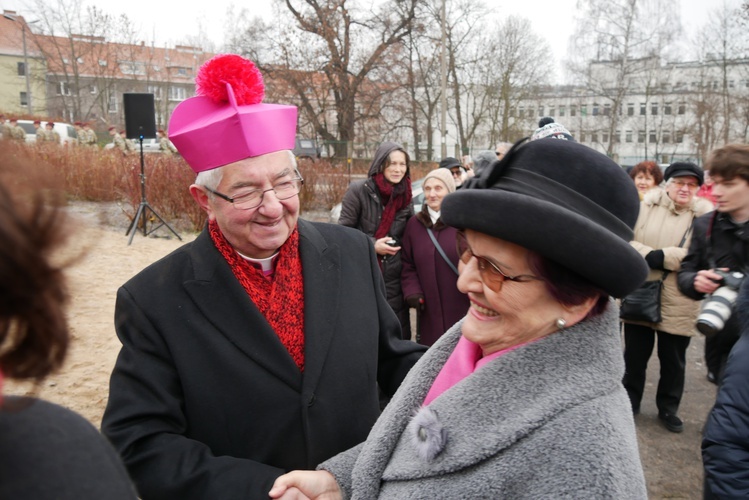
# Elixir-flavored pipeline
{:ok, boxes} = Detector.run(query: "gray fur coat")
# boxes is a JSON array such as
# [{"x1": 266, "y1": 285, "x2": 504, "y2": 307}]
[{"x1": 320, "y1": 302, "x2": 647, "y2": 499}]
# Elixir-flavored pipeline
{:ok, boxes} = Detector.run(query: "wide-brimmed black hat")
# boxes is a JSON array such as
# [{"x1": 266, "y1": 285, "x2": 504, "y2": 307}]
[{"x1": 441, "y1": 138, "x2": 648, "y2": 298}]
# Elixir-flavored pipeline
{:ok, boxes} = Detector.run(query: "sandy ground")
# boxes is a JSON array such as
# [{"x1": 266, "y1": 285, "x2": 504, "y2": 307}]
[{"x1": 5, "y1": 201, "x2": 715, "y2": 499}]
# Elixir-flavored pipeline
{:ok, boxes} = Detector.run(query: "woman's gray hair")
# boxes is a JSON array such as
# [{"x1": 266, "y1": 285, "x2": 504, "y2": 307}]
[{"x1": 194, "y1": 151, "x2": 299, "y2": 194}]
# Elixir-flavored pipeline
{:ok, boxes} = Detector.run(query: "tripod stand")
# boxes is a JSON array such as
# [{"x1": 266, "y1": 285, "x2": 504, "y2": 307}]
[{"x1": 126, "y1": 136, "x2": 182, "y2": 245}]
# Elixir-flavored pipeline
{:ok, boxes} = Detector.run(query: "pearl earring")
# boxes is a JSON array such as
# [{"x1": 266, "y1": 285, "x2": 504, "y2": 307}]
[{"x1": 556, "y1": 318, "x2": 567, "y2": 330}]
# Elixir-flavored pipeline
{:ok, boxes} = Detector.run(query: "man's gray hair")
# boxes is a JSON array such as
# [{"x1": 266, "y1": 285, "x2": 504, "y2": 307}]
[{"x1": 194, "y1": 151, "x2": 299, "y2": 194}]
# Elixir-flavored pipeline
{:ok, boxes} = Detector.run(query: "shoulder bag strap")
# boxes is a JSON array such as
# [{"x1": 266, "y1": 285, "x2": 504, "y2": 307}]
[{"x1": 427, "y1": 227, "x2": 459, "y2": 275}]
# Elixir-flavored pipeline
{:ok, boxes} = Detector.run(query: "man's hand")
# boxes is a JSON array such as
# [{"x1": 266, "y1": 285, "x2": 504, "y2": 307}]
[
  {"x1": 694, "y1": 268, "x2": 728, "y2": 295},
  {"x1": 269, "y1": 470, "x2": 342, "y2": 500}
]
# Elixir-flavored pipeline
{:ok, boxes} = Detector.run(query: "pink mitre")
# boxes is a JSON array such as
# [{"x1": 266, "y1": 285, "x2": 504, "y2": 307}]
[{"x1": 168, "y1": 54, "x2": 298, "y2": 173}]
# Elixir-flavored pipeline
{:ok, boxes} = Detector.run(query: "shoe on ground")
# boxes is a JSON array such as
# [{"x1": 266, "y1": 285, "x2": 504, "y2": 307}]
[
  {"x1": 707, "y1": 371, "x2": 718, "y2": 385},
  {"x1": 658, "y1": 412, "x2": 684, "y2": 433}
]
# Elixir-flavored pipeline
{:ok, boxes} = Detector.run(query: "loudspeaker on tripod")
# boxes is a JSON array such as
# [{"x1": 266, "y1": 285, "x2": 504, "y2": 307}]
[{"x1": 123, "y1": 93, "x2": 157, "y2": 139}]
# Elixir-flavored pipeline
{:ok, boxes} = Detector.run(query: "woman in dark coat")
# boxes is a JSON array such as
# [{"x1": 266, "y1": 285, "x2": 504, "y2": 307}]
[
  {"x1": 401, "y1": 168, "x2": 469, "y2": 346},
  {"x1": 339, "y1": 142, "x2": 413, "y2": 339}
]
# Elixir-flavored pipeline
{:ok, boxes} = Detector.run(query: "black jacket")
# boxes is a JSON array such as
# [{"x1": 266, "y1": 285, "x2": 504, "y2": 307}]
[
  {"x1": 677, "y1": 211, "x2": 749, "y2": 339},
  {"x1": 101, "y1": 220, "x2": 424, "y2": 499},
  {"x1": 702, "y1": 281, "x2": 749, "y2": 497},
  {"x1": 338, "y1": 142, "x2": 414, "y2": 331}
]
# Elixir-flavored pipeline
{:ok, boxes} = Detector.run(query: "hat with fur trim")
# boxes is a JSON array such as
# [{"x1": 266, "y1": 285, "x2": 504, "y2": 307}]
[
  {"x1": 168, "y1": 54, "x2": 298, "y2": 173},
  {"x1": 441, "y1": 138, "x2": 647, "y2": 298}
]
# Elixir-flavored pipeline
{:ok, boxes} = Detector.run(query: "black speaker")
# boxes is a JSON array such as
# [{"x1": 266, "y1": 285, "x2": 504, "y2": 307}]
[{"x1": 123, "y1": 93, "x2": 157, "y2": 139}]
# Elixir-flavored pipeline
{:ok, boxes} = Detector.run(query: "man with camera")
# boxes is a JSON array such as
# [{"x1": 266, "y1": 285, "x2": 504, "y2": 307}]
[{"x1": 678, "y1": 143, "x2": 749, "y2": 384}]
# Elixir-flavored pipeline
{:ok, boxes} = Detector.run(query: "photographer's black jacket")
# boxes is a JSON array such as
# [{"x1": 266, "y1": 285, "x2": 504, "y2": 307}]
[{"x1": 678, "y1": 211, "x2": 749, "y2": 300}]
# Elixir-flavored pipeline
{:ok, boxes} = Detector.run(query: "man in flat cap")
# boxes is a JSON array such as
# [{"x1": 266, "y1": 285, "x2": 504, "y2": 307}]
[{"x1": 102, "y1": 54, "x2": 424, "y2": 499}]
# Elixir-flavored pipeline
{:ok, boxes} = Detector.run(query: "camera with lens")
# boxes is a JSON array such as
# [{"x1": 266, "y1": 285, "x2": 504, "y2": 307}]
[{"x1": 696, "y1": 269, "x2": 745, "y2": 336}]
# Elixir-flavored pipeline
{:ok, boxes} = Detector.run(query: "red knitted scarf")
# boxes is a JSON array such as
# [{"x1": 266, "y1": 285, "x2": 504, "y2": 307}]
[
  {"x1": 373, "y1": 173, "x2": 412, "y2": 240},
  {"x1": 209, "y1": 220, "x2": 305, "y2": 371}
]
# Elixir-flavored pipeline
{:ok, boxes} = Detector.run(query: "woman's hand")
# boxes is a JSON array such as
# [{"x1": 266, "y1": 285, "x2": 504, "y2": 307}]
[
  {"x1": 268, "y1": 470, "x2": 342, "y2": 500},
  {"x1": 374, "y1": 236, "x2": 401, "y2": 256}
]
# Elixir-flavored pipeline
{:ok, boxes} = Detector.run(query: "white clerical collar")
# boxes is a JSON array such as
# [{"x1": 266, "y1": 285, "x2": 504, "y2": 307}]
[
  {"x1": 237, "y1": 251, "x2": 279, "y2": 274},
  {"x1": 427, "y1": 206, "x2": 440, "y2": 225}
]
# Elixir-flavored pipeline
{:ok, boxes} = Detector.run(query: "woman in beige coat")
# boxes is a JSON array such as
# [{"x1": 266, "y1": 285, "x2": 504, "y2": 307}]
[{"x1": 623, "y1": 162, "x2": 714, "y2": 433}]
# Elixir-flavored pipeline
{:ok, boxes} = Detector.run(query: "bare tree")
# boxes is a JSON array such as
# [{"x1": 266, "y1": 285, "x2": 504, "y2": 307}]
[
  {"x1": 228, "y1": 0, "x2": 419, "y2": 157},
  {"x1": 483, "y1": 16, "x2": 552, "y2": 145},
  {"x1": 567, "y1": 0, "x2": 681, "y2": 156},
  {"x1": 27, "y1": 0, "x2": 139, "y2": 123}
]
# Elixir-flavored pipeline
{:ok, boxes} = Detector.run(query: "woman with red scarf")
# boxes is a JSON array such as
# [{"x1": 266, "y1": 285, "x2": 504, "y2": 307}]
[{"x1": 339, "y1": 142, "x2": 414, "y2": 339}]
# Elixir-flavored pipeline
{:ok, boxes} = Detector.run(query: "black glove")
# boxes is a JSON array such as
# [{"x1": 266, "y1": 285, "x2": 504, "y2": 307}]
[
  {"x1": 406, "y1": 294, "x2": 425, "y2": 312},
  {"x1": 645, "y1": 250, "x2": 665, "y2": 270}
]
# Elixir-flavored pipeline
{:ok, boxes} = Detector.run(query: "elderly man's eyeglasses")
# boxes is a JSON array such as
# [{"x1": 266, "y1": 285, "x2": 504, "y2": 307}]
[
  {"x1": 672, "y1": 179, "x2": 699, "y2": 190},
  {"x1": 204, "y1": 177, "x2": 304, "y2": 210},
  {"x1": 456, "y1": 230, "x2": 541, "y2": 292}
]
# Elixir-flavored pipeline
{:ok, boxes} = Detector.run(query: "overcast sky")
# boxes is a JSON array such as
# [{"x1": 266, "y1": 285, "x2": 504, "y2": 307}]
[{"x1": 0, "y1": 0, "x2": 724, "y2": 83}]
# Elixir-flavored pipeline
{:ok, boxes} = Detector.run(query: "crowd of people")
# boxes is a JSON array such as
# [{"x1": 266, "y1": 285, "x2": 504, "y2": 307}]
[{"x1": 2, "y1": 54, "x2": 749, "y2": 499}]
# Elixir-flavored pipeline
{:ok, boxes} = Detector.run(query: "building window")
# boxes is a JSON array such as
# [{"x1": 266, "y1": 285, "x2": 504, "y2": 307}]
[
  {"x1": 602, "y1": 132, "x2": 609, "y2": 143},
  {"x1": 20, "y1": 91, "x2": 28, "y2": 106},
  {"x1": 640, "y1": 103, "x2": 646, "y2": 115},
  {"x1": 538, "y1": 106, "x2": 544, "y2": 117},
  {"x1": 638, "y1": 131, "x2": 645, "y2": 143},
  {"x1": 603, "y1": 103, "x2": 611, "y2": 116},
  {"x1": 120, "y1": 61, "x2": 145, "y2": 75},
  {"x1": 628, "y1": 103, "x2": 634, "y2": 116},
  {"x1": 678, "y1": 102, "x2": 686, "y2": 115},
  {"x1": 664, "y1": 102, "x2": 672, "y2": 115},
  {"x1": 559, "y1": 105, "x2": 565, "y2": 117},
  {"x1": 90, "y1": 85, "x2": 97, "y2": 94},
  {"x1": 676, "y1": 131, "x2": 684, "y2": 143},
  {"x1": 581, "y1": 104, "x2": 587, "y2": 116},
  {"x1": 651, "y1": 102, "x2": 658, "y2": 115},
  {"x1": 147, "y1": 85, "x2": 162, "y2": 99},
  {"x1": 17, "y1": 62, "x2": 26, "y2": 76},
  {"x1": 579, "y1": 131, "x2": 586, "y2": 142},
  {"x1": 528, "y1": 107, "x2": 535, "y2": 117},
  {"x1": 649, "y1": 132, "x2": 657, "y2": 143},
  {"x1": 625, "y1": 130, "x2": 633, "y2": 143},
  {"x1": 591, "y1": 132, "x2": 598, "y2": 143},
  {"x1": 518, "y1": 106, "x2": 524, "y2": 118},
  {"x1": 592, "y1": 103, "x2": 599, "y2": 116},
  {"x1": 57, "y1": 81, "x2": 71, "y2": 96},
  {"x1": 509, "y1": 106, "x2": 515, "y2": 117},
  {"x1": 663, "y1": 131, "x2": 671, "y2": 144},
  {"x1": 177, "y1": 68, "x2": 188, "y2": 76},
  {"x1": 99, "y1": 59, "x2": 107, "y2": 66},
  {"x1": 613, "y1": 130, "x2": 620, "y2": 143},
  {"x1": 548, "y1": 106, "x2": 555, "y2": 116},
  {"x1": 168, "y1": 86, "x2": 187, "y2": 101},
  {"x1": 108, "y1": 94, "x2": 118, "y2": 113},
  {"x1": 570, "y1": 105, "x2": 577, "y2": 117},
  {"x1": 729, "y1": 80, "x2": 735, "y2": 88}
]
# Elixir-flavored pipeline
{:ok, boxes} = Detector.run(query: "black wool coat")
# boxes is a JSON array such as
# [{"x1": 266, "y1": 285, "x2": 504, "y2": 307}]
[{"x1": 101, "y1": 219, "x2": 425, "y2": 499}]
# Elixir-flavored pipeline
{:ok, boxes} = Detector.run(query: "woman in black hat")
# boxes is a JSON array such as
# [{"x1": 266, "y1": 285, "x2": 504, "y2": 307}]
[
  {"x1": 271, "y1": 138, "x2": 649, "y2": 499},
  {"x1": 622, "y1": 162, "x2": 714, "y2": 433}
]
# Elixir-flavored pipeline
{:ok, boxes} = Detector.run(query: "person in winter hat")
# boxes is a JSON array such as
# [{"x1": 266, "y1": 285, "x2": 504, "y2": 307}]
[{"x1": 101, "y1": 54, "x2": 424, "y2": 499}]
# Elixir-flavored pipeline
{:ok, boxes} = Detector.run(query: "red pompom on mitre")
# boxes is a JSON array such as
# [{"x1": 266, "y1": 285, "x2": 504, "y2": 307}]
[{"x1": 195, "y1": 54, "x2": 265, "y2": 106}]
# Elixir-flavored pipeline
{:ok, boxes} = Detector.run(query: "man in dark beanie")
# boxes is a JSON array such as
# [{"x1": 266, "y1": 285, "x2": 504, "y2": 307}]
[{"x1": 440, "y1": 156, "x2": 466, "y2": 188}]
